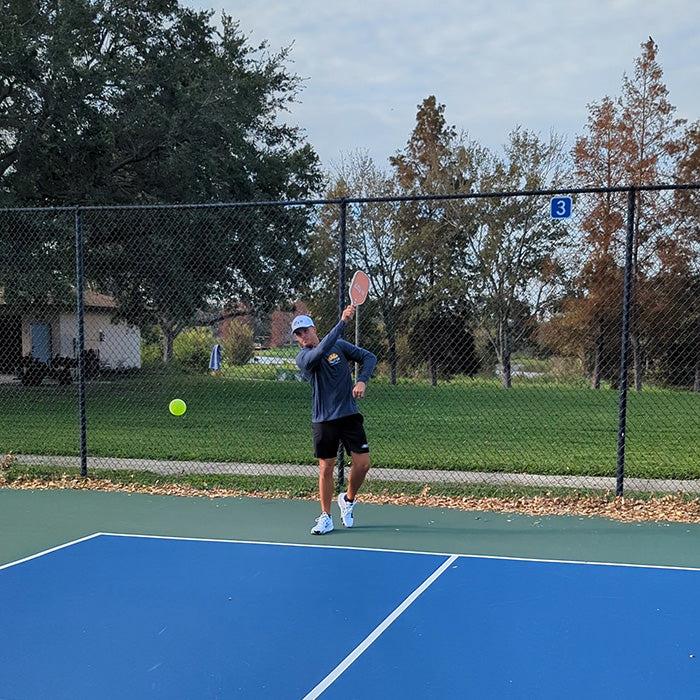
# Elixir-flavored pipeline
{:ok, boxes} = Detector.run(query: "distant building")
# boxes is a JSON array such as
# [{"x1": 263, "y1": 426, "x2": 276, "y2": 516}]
[{"x1": 0, "y1": 288, "x2": 140, "y2": 373}]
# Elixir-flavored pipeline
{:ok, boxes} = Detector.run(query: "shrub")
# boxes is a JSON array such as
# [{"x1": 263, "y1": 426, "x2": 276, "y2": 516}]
[
  {"x1": 141, "y1": 341, "x2": 163, "y2": 368},
  {"x1": 220, "y1": 321, "x2": 254, "y2": 366},
  {"x1": 173, "y1": 327, "x2": 215, "y2": 370}
]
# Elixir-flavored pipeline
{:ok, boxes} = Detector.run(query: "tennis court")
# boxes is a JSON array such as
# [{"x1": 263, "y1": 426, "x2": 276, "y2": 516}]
[{"x1": 2, "y1": 488, "x2": 699, "y2": 699}]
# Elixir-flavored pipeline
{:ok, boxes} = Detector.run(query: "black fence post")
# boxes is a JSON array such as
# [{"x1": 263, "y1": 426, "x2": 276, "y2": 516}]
[
  {"x1": 337, "y1": 199, "x2": 347, "y2": 488},
  {"x1": 74, "y1": 208, "x2": 88, "y2": 478},
  {"x1": 616, "y1": 187, "x2": 636, "y2": 496}
]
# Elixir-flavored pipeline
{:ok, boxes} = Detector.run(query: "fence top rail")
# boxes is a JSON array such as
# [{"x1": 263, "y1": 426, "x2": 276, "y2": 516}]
[{"x1": 1, "y1": 182, "x2": 698, "y2": 214}]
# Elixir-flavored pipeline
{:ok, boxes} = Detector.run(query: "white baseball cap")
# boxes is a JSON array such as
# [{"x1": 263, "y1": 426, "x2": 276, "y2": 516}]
[{"x1": 291, "y1": 315, "x2": 315, "y2": 333}]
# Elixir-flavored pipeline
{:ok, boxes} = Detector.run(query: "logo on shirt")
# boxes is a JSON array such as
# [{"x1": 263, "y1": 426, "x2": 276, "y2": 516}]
[{"x1": 327, "y1": 352, "x2": 341, "y2": 366}]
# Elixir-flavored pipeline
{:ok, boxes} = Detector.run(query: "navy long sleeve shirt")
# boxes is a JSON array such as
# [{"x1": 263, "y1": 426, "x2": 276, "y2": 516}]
[{"x1": 295, "y1": 320, "x2": 377, "y2": 423}]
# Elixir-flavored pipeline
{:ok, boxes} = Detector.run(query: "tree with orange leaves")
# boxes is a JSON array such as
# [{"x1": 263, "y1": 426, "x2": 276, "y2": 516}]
[{"x1": 545, "y1": 39, "x2": 689, "y2": 390}]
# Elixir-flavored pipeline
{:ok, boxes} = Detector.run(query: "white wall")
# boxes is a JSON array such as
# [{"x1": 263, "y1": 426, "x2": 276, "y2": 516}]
[{"x1": 57, "y1": 313, "x2": 141, "y2": 369}]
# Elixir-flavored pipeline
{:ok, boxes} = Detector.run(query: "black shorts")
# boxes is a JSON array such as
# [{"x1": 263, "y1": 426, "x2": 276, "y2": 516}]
[{"x1": 312, "y1": 413, "x2": 369, "y2": 460}]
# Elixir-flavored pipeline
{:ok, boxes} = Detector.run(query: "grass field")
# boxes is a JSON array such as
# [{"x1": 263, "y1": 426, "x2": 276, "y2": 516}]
[{"x1": 1, "y1": 372, "x2": 698, "y2": 481}]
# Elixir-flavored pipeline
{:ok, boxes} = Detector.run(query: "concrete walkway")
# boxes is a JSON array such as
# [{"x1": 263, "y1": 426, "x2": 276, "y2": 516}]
[{"x1": 13, "y1": 454, "x2": 700, "y2": 494}]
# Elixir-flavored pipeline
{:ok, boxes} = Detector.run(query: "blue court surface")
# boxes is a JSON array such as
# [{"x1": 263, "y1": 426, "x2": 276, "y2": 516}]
[{"x1": 1, "y1": 532, "x2": 699, "y2": 699}]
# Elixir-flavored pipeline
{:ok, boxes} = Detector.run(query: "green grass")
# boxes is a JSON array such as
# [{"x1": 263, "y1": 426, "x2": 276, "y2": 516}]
[
  {"x1": 0, "y1": 372, "x2": 698, "y2": 480},
  {"x1": 254, "y1": 346, "x2": 298, "y2": 359}
]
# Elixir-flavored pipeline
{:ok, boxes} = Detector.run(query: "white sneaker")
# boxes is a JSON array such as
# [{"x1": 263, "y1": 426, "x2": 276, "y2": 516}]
[
  {"x1": 337, "y1": 492, "x2": 355, "y2": 528},
  {"x1": 311, "y1": 512, "x2": 334, "y2": 535}
]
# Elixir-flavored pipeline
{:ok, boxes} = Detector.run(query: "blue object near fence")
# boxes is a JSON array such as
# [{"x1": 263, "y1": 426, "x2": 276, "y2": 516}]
[{"x1": 208, "y1": 343, "x2": 222, "y2": 371}]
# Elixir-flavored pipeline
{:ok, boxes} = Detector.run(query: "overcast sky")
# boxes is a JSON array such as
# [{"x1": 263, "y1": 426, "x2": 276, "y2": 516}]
[{"x1": 183, "y1": 0, "x2": 700, "y2": 172}]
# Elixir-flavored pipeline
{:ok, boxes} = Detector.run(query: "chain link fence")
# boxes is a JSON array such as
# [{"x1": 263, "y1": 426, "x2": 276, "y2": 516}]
[{"x1": 1, "y1": 184, "x2": 698, "y2": 496}]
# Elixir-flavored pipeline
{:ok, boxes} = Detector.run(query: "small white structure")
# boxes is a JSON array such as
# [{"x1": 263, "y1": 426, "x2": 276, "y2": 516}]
[{"x1": 21, "y1": 290, "x2": 141, "y2": 369}]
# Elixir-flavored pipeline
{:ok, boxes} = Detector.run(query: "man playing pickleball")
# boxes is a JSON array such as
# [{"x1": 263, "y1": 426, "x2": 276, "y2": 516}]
[{"x1": 293, "y1": 304, "x2": 377, "y2": 535}]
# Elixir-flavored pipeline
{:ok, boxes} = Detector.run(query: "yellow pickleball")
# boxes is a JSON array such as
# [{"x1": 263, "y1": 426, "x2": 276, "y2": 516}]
[{"x1": 169, "y1": 398, "x2": 187, "y2": 416}]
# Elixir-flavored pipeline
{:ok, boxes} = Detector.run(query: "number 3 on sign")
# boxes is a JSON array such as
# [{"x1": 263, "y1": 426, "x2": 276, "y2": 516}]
[{"x1": 551, "y1": 197, "x2": 572, "y2": 219}]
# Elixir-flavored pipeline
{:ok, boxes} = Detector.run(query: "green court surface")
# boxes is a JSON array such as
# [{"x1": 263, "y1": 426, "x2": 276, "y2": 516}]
[{"x1": 2, "y1": 487, "x2": 700, "y2": 569}]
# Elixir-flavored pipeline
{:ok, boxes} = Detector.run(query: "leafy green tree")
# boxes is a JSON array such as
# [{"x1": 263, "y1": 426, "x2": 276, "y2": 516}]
[
  {"x1": 1, "y1": 0, "x2": 320, "y2": 205},
  {"x1": 0, "y1": 209, "x2": 75, "y2": 314},
  {"x1": 391, "y1": 97, "x2": 570, "y2": 387},
  {"x1": 391, "y1": 96, "x2": 470, "y2": 385},
  {"x1": 84, "y1": 203, "x2": 315, "y2": 362},
  {"x1": 322, "y1": 151, "x2": 403, "y2": 382},
  {"x1": 0, "y1": 0, "x2": 321, "y2": 361},
  {"x1": 446, "y1": 128, "x2": 570, "y2": 388},
  {"x1": 408, "y1": 300, "x2": 479, "y2": 381}
]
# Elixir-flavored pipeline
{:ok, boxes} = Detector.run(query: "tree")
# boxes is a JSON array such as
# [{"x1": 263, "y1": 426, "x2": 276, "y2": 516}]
[
  {"x1": 451, "y1": 128, "x2": 571, "y2": 388},
  {"x1": 320, "y1": 151, "x2": 403, "y2": 382},
  {"x1": 391, "y1": 99, "x2": 569, "y2": 387},
  {"x1": 678, "y1": 122, "x2": 700, "y2": 185},
  {"x1": 642, "y1": 246, "x2": 700, "y2": 391},
  {"x1": 559, "y1": 39, "x2": 687, "y2": 390},
  {"x1": 0, "y1": 209, "x2": 75, "y2": 315},
  {"x1": 0, "y1": 0, "x2": 322, "y2": 361},
  {"x1": 391, "y1": 96, "x2": 471, "y2": 385},
  {"x1": 537, "y1": 263, "x2": 623, "y2": 389},
  {"x1": 565, "y1": 97, "x2": 629, "y2": 388},
  {"x1": 1, "y1": 1, "x2": 320, "y2": 206},
  {"x1": 82, "y1": 205, "x2": 312, "y2": 362},
  {"x1": 408, "y1": 300, "x2": 479, "y2": 381},
  {"x1": 618, "y1": 38, "x2": 685, "y2": 390},
  {"x1": 669, "y1": 121, "x2": 700, "y2": 391}
]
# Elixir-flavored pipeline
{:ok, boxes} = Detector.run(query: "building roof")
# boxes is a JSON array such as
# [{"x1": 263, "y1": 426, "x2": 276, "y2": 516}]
[
  {"x1": 0, "y1": 287, "x2": 118, "y2": 311},
  {"x1": 83, "y1": 290, "x2": 118, "y2": 309}
]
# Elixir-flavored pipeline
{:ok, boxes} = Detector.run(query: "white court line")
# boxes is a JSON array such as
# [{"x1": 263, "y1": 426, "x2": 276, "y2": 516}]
[
  {"x1": 0, "y1": 532, "x2": 102, "y2": 571},
  {"x1": 97, "y1": 531, "x2": 452, "y2": 559},
  {"x1": 10, "y1": 533, "x2": 698, "y2": 575},
  {"x1": 96, "y1": 532, "x2": 700, "y2": 572},
  {"x1": 301, "y1": 554, "x2": 459, "y2": 700}
]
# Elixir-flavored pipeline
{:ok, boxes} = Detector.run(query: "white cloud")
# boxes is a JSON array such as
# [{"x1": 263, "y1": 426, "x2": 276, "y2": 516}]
[{"x1": 188, "y1": 0, "x2": 700, "y2": 171}]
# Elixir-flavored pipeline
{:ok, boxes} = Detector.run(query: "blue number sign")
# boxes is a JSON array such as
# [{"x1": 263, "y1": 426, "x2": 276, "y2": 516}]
[{"x1": 550, "y1": 197, "x2": 572, "y2": 219}]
